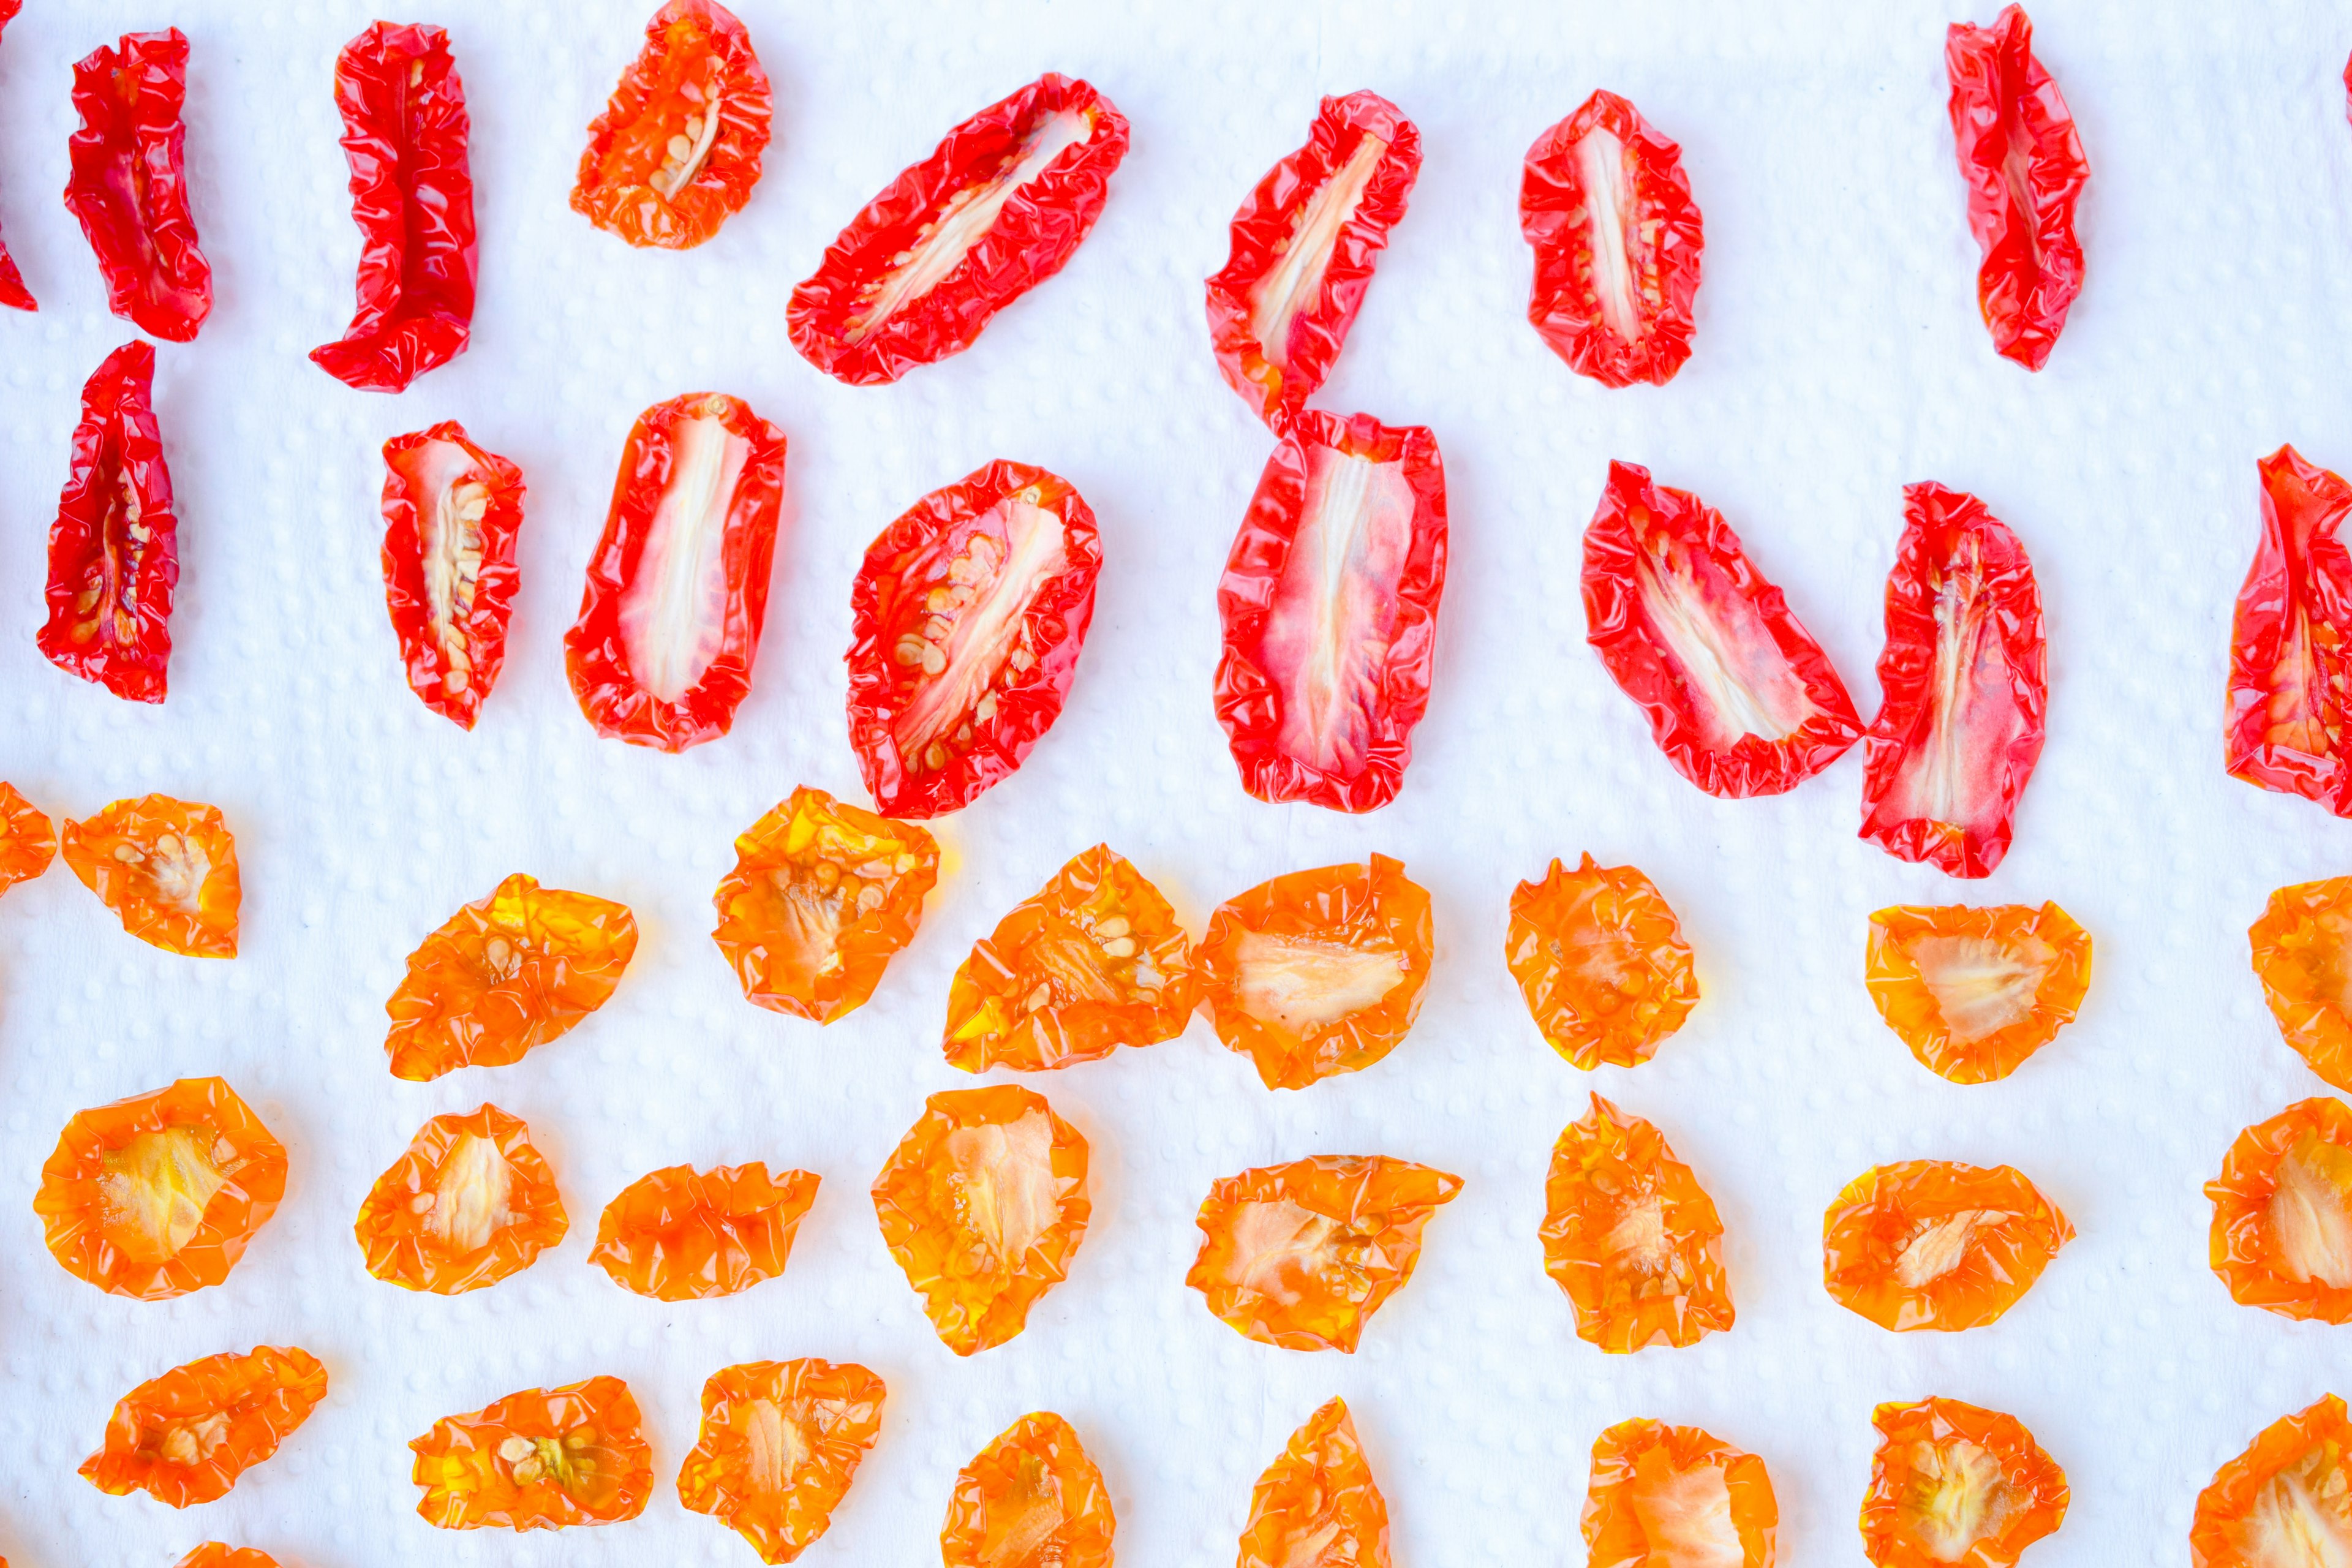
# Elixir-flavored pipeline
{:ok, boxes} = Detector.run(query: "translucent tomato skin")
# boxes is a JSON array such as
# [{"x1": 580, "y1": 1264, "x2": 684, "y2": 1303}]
[
  {"x1": 1581, "y1": 1419, "x2": 1777, "y2": 1568},
  {"x1": 590, "y1": 1161, "x2": 818, "y2": 1301},
  {"x1": 173, "y1": 1548, "x2": 281, "y2": 1568},
  {"x1": 0, "y1": 3, "x2": 29, "y2": 311},
  {"x1": 678, "y1": 1359, "x2": 887, "y2": 1564},
  {"x1": 354, "y1": 1104, "x2": 568, "y2": 1295},
  {"x1": 65, "y1": 31, "x2": 210, "y2": 342},
  {"x1": 80, "y1": 1345, "x2": 328, "y2": 1506},
  {"x1": 1237, "y1": 1398, "x2": 1390, "y2": 1568},
  {"x1": 380, "y1": 422, "x2": 526, "y2": 728},
  {"x1": 1542, "y1": 1094, "x2": 1733, "y2": 1353},
  {"x1": 1822, "y1": 1160, "x2": 2074, "y2": 1332},
  {"x1": 61, "y1": 794, "x2": 240, "y2": 957},
  {"x1": 2190, "y1": 1393, "x2": 2352, "y2": 1567},
  {"x1": 2226, "y1": 447, "x2": 2352, "y2": 815},
  {"x1": 940, "y1": 1411, "x2": 1115, "y2": 1568},
  {"x1": 1865, "y1": 902, "x2": 2091, "y2": 1084},
  {"x1": 2250, "y1": 876, "x2": 2352, "y2": 1091},
  {"x1": 39, "y1": 341, "x2": 178, "y2": 701},
  {"x1": 2206, "y1": 1097, "x2": 2352, "y2": 1325},
  {"x1": 1507, "y1": 854, "x2": 1697, "y2": 1070},
  {"x1": 1860, "y1": 1397, "x2": 2067, "y2": 1568},
  {"x1": 0, "y1": 781, "x2": 57, "y2": 892},
  {"x1": 410, "y1": 1376, "x2": 654, "y2": 1531},
  {"x1": 572, "y1": 0, "x2": 771, "y2": 250}
]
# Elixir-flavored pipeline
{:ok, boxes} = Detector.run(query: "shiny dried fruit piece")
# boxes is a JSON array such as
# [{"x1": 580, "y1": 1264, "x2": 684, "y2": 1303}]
[
  {"x1": 1542, "y1": 1095, "x2": 1733, "y2": 1354},
  {"x1": 872, "y1": 1085, "x2": 1090, "y2": 1355},
  {"x1": 1866, "y1": 902, "x2": 2090, "y2": 1084},
  {"x1": 380, "y1": 422, "x2": 525, "y2": 728},
  {"x1": 1861, "y1": 1396, "x2": 2067, "y2": 1568},
  {"x1": 410, "y1": 1376, "x2": 652, "y2": 1531},
  {"x1": 1187, "y1": 1153, "x2": 1461, "y2": 1352},
  {"x1": 590, "y1": 1161, "x2": 818, "y2": 1301},
  {"x1": 712, "y1": 786, "x2": 940, "y2": 1022},
  {"x1": 940, "y1": 1411, "x2": 1115, "y2": 1568},
  {"x1": 2252, "y1": 876, "x2": 2352, "y2": 1092},
  {"x1": 942, "y1": 845, "x2": 1193, "y2": 1072},
  {"x1": 1238, "y1": 1397, "x2": 1390, "y2": 1568},
  {"x1": 36, "y1": 1077, "x2": 287, "y2": 1300},
  {"x1": 677, "y1": 1358, "x2": 886, "y2": 1564},
  {"x1": 0, "y1": 781, "x2": 56, "y2": 892},
  {"x1": 80, "y1": 1346, "x2": 327, "y2": 1507},
  {"x1": 62, "y1": 794, "x2": 238, "y2": 957},
  {"x1": 1822, "y1": 1159, "x2": 2072, "y2": 1332},
  {"x1": 383, "y1": 873, "x2": 638, "y2": 1080},
  {"x1": 1582, "y1": 1418, "x2": 1777, "y2": 1568},
  {"x1": 2190, "y1": 1393, "x2": 2352, "y2": 1567},
  {"x1": 1507, "y1": 854, "x2": 1697, "y2": 1070},
  {"x1": 174, "y1": 1548, "x2": 279, "y2": 1568},
  {"x1": 573, "y1": 0, "x2": 771, "y2": 249},
  {"x1": 1195, "y1": 854, "x2": 1432, "y2": 1090},
  {"x1": 0, "y1": 2, "x2": 32, "y2": 311},
  {"x1": 39, "y1": 341, "x2": 178, "y2": 703},
  {"x1": 2228, "y1": 446, "x2": 2352, "y2": 814},
  {"x1": 354, "y1": 1104, "x2": 567, "y2": 1295},
  {"x1": 66, "y1": 29, "x2": 210, "y2": 341},
  {"x1": 2206, "y1": 1098, "x2": 2352, "y2": 1326}
]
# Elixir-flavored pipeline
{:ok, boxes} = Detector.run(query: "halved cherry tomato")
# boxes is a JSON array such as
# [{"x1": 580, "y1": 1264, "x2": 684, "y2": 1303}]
[
  {"x1": 1237, "y1": 1398, "x2": 1389, "y2": 1568},
  {"x1": 79, "y1": 1346, "x2": 327, "y2": 1507},
  {"x1": 1507, "y1": 854, "x2": 1698, "y2": 1070},
  {"x1": 2226, "y1": 445, "x2": 2352, "y2": 815},
  {"x1": 941, "y1": 1411, "x2": 1115, "y2": 1568},
  {"x1": 2251, "y1": 875, "x2": 2352, "y2": 1092},
  {"x1": 65, "y1": 29, "x2": 209, "y2": 342},
  {"x1": 2206, "y1": 1097, "x2": 2352, "y2": 1326},
  {"x1": 61, "y1": 795, "x2": 239, "y2": 958},
  {"x1": 410, "y1": 1376, "x2": 652, "y2": 1530},
  {"x1": 354, "y1": 1104, "x2": 568, "y2": 1295},
  {"x1": 1581, "y1": 1418, "x2": 1777, "y2": 1568},
  {"x1": 1860, "y1": 1397, "x2": 2067, "y2": 1568},
  {"x1": 1866, "y1": 902, "x2": 2090, "y2": 1084},
  {"x1": 589, "y1": 1161, "x2": 818, "y2": 1301},
  {"x1": 2190, "y1": 1393, "x2": 2352, "y2": 1567},
  {"x1": 1542, "y1": 1094, "x2": 1733, "y2": 1353},
  {"x1": 0, "y1": 2, "x2": 31, "y2": 312},
  {"x1": 39, "y1": 341, "x2": 178, "y2": 703},
  {"x1": 572, "y1": 0, "x2": 771, "y2": 250},
  {"x1": 677, "y1": 1359, "x2": 887, "y2": 1564},
  {"x1": 0, "y1": 782, "x2": 56, "y2": 892},
  {"x1": 1823, "y1": 1159, "x2": 2072, "y2": 1332},
  {"x1": 380, "y1": 421, "x2": 525, "y2": 728}
]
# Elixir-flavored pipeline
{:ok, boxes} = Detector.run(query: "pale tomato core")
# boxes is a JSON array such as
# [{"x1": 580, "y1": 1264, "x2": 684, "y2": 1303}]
[
  {"x1": 1630, "y1": 523, "x2": 1818, "y2": 748},
  {"x1": 1901, "y1": 1438, "x2": 2010, "y2": 1561},
  {"x1": 1894, "y1": 1211, "x2": 1986, "y2": 1290},
  {"x1": 1227, "y1": 1197, "x2": 1336, "y2": 1305},
  {"x1": 619, "y1": 411, "x2": 751, "y2": 704},
  {"x1": 1909, "y1": 931, "x2": 2055, "y2": 1044},
  {"x1": 894, "y1": 499, "x2": 1069, "y2": 763},
  {"x1": 2243, "y1": 1443, "x2": 2352, "y2": 1567},
  {"x1": 98, "y1": 1126, "x2": 227, "y2": 1263},
  {"x1": 1232, "y1": 930, "x2": 1407, "y2": 1031},
  {"x1": 394, "y1": 437, "x2": 491, "y2": 691},
  {"x1": 944, "y1": 1110, "x2": 1060, "y2": 1275},
  {"x1": 1575, "y1": 123, "x2": 1643, "y2": 347},
  {"x1": 1866, "y1": 537, "x2": 2029, "y2": 842},
  {"x1": 2269, "y1": 1140, "x2": 2352, "y2": 1290},
  {"x1": 1627, "y1": 1448, "x2": 1744, "y2": 1567},
  {"x1": 1249, "y1": 129, "x2": 1389, "y2": 374},
  {"x1": 427, "y1": 1131, "x2": 516, "y2": 1256},
  {"x1": 744, "y1": 1395, "x2": 805, "y2": 1497}
]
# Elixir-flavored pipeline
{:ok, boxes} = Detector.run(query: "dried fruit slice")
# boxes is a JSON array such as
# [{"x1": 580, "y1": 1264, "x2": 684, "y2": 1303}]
[
  {"x1": 0, "y1": 2, "x2": 32, "y2": 312},
  {"x1": 66, "y1": 30, "x2": 211, "y2": 341},
  {"x1": 0, "y1": 781, "x2": 56, "y2": 892},
  {"x1": 590, "y1": 1161, "x2": 818, "y2": 1301},
  {"x1": 36, "y1": 1077, "x2": 286, "y2": 1300},
  {"x1": 380, "y1": 422, "x2": 526, "y2": 729},
  {"x1": 1822, "y1": 1159, "x2": 2073, "y2": 1332},
  {"x1": 712, "y1": 786, "x2": 941, "y2": 1022},
  {"x1": 410, "y1": 1376, "x2": 653, "y2": 1531},
  {"x1": 845, "y1": 462, "x2": 1103, "y2": 818},
  {"x1": 354, "y1": 1104, "x2": 567, "y2": 1295},
  {"x1": 572, "y1": 0, "x2": 772, "y2": 249},
  {"x1": 39, "y1": 341, "x2": 178, "y2": 703},
  {"x1": 1237, "y1": 1397, "x2": 1390, "y2": 1568},
  {"x1": 677, "y1": 1359, "x2": 887, "y2": 1564},
  {"x1": 2227, "y1": 447, "x2": 2352, "y2": 815},
  {"x1": 2190, "y1": 1393, "x2": 2352, "y2": 1567},
  {"x1": 1860, "y1": 1396, "x2": 2067, "y2": 1567},
  {"x1": 941, "y1": 845, "x2": 1193, "y2": 1072},
  {"x1": 1542, "y1": 1095, "x2": 1733, "y2": 1354},
  {"x1": 174, "y1": 1548, "x2": 279, "y2": 1568},
  {"x1": 2206, "y1": 1098, "x2": 2352, "y2": 1325},
  {"x1": 79, "y1": 1346, "x2": 328, "y2": 1507},
  {"x1": 1194, "y1": 854, "x2": 1433, "y2": 1090},
  {"x1": 61, "y1": 794, "x2": 238, "y2": 957},
  {"x1": 2252, "y1": 876, "x2": 2352, "y2": 1092},
  {"x1": 872, "y1": 1085, "x2": 1090, "y2": 1355},
  {"x1": 1186, "y1": 1153, "x2": 1461, "y2": 1352},
  {"x1": 940, "y1": 1411, "x2": 1115, "y2": 1568},
  {"x1": 383, "y1": 873, "x2": 639, "y2": 1080},
  {"x1": 1507, "y1": 854, "x2": 1698, "y2": 1070},
  {"x1": 1584, "y1": 460, "x2": 1862, "y2": 797},
  {"x1": 1865, "y1": 902, "x2": 2090, "y2": 1084},
  {"x1": 1581, "y1": 1418, "x2": 1777, "y2": 1568}
]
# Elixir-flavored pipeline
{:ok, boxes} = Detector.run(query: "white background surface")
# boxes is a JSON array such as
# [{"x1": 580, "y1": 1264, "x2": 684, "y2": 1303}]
[{"x1": 0, "y1": 0, "x2": 2346, "y2": 1563}]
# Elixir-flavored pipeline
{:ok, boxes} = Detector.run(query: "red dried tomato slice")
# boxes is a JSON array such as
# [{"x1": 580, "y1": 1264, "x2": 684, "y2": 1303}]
[
  {"x1": 790, "y1": 74, "x2": 1128, "y2": 385},
  {"x1": 1520, "y1": 91, "x2": 1703, "y2": 388},
  {"x1": 381, "y1": 421, "x2": 524, "y2": 728},
  {"x1": 1205, "y1": 92, "x2": 1420, "y2": 427},
  {"x1": 65, "y1": 29, "x2": 209, "y2": 342},
  {"x1": 1945, "y1": 7, "x2": 2089, "y2": 371},
  {"x1": 846, "y1": 461, "x2": 1102, "y2": 816},
  {"x1": 573, "y1": 0, "x2": 771, "y2": 250},
  {"x1": 79, "y1": 1345, "x2": 327, "y2": 1507},
  {"x1": 1215, "y1": 410, "x2": 1447, "y2": 812},
  {"x1": 38, "y1": 341, "x2": 178, "y2": 703},
  {"x1": 2227, "y1": 445, "x2": 2352, "y2": 814},
  {"x1": 311, "y1": 23, "x2": 476, "y2": 391},
  {"x1": 1860, "y1": 483, "x2": 2047, "y2": 876},
  {"x1": 564, "y1": 391, "x2": 788, "y2": 751},
  {"x1": 0, "y1": 1, "x2": 32, "y2": 312}
]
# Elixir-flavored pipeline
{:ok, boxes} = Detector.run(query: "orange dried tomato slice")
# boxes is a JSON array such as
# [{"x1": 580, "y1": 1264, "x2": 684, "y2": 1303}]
[
  {"x1": 2192, "y1": 1393, "x2": 2352, "y2": 1564},
  {"x1": 1542, "y1": 1094, "x2": 1733, "y2": 1352},
  {"x1": 2251, "y1": 876, "x2": 2352, "y2": 1092},
  {"x1": 872, "y1": 1085, "x2": 1090, "y2": 1354},
  {"x1": 1507, "y1": 854, "x2": 1698, "y2": 1070},
  {"x1": 941, "y1": 1411, "x2": 1115, "y2": 1568},
  {"x1": 712, "y1": 785, "x2": 940, "y2": 1023},
  {"x1": 36, "y1": 1076, "x2": 287, "y2": 1299},
  {"x1": 2206, "y1": 1096, "x2": 2352, "y2": 1324},
  {"x1": 677, "y1": 1358, "x2": 887, "y2": 1564},
  {"x1": 1859, "y1": 1396, "x2": 2067, "y2": 1568},
  {"x1": 354, "y1": 1104, "x2": 568, "y2": 1295},
  {"x1": 1866, "y1": 902, "x2": 2091, "y2": 1084},
  {"x1": 0, "y1": 780, "x2": 55, "y2": 892},
  {"x1": 383, "y1": 872, "x2": 639, "y2": 1080},
  {"x1": 1194, "y1": 854, "x2": 1432, "y2": 1090},
  {"x1": 1581, "y1": 1418, "x2": 1777, "y2": 1567},
  {"x1": 1186, "y1": 1153, "x2": 1461, "y2": 1352},
  {"x1": 410, "y1": 1374, "x2": 652, "y2": 1530},
  {"x1": 941, "y1": 844, "x2": 1193, "y2": 1072},
  {"x1": 61, "y1": 794, "x2": 239, "y2": 957},
  {"x1": 174, "y1": 1548, "x2": 280, "y2": 1568},
  {"x1": 1822, "y1": 1159, "x2": 2073, "y2": 1332},
  {"x1": 590, "y1": 1161, "x2": 818, "y2": 1300},
  {"x1": 80, "y1": 1345, "x2": 326, "y2": 1507},
  {"x1": 1237, "y1": 1397, "x2": 1390, "y2": 1568}
]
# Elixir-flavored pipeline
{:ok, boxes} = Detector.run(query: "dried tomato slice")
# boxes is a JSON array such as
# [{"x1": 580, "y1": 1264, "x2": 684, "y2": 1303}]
[
  {"x1": 589, "y1": 1161, "x2": 818, "y2": 1301},
  {"x1": 564, "y1": 390, "x2": 789, "y2": 751},
  {"x1": 573, "y1": 0, "x2": 770, "y2": 249},
  {"x1": 846, "y1": 462, "x2": 1102, "y2": 817},
  {"x1": 790, "y1": 75, "x2": 1128, "y2": 385},
  {"x1": 1194, "y1": 854, "x2": 1432, "y2": 1090},
  {"x1": 0, "y1": 2, "x2": 30, "y2": 312},
  {"x1": 1822, "y1": 1159, "x2": 2073, "y2": 1332},
  {"x1": 311, "y1": 23, "x2": 476, "y2": 391},
  {"x1": 941, "y1": 845, "x2": 1193, "y2": 1072},
  {"x1": 36, "y1": 1077, "x2": 287, "y2": 1300},
  {"x1": 39, "y1": 341, "x2": 178, "y2": 703},
  {"x1": 678, "y1": 1358, "x2": 886, "y2": 1564},
  {"x1": 2190, "y1": 1393, "x2": 2352, "y2": 1566},
  {"x1": 1860, "y1": 1397, "x2": 2067, "y2": 1568},
  {"x1": 79, "y1": 1346, "x2": 327, "y2": 1507},
  {"x1": 61, "y1": 794, "x2": 239, "y2": 957},
  {"x1": 174, "y1": 1548, "x2": 279, "y2": 1568},
  {"x1": 65, "y1": 29, "x2": 210, "y2": 342},
  {"x1": 1945, "y1": 7, "x2": 2089, "y2": 371},
  {"x1": 2252, "y1": 876, "x2": 2352, "y2": 1092},
  {"x1": 0, "y1": 781, "x2": 56, "y2": 893},
  {"x1": 712, "y1": 786, "x2": 941, "y2": 1022},
  {"x1": 1866, "y1": 902, "x2": 2091, "y2": 1084},
  {"x1": 1861, "y1": 484, "x2": 2048, "y2": 876},
  {"x1": 1507, "y1": 854, "x2": 1698, "y2": 1070},
  {"x1": 1238, "y1": 1398, "x2": 1389, "y2": 1568},
  {"x1": 871, "y1": 1085, "x2": 1090, "y2": 1355},
  {"x1": 2206, "y1": 1097, "x2": 2352, "y2": 1325},
  {"x1": 1186, "y1": 1153, "x2": 1461, "y2": 1352},
  {"x1": 1205, "y1": 91, "x2": 1420, "y2": 426},
  {"x1": 1215, "y1": 410, "x2": 1449, "y2": 812},
  {"x1": 1581, "y1": 1419, "x2": 1777, "y2": 1568},
  {"x1": 1542, "y1": 1095, "x2": 1733, "y2": 1353},
  {"x1": 1520, "y1": 91, "x2": 1703, "y2": 388},
  {"x1": 940, "y1": 1411, "x2": 1115, "y2": 1568},
  {"x1": 383, "y1": 872, "x2": 638, "y2": 1080},
  {"x1": 410, "y1": 1375, "x2": 653, "y2": 1530},
  {"x1": 2226, "y1": 445, "x2": 2352, "y2": 815},
  {"x1": 1584, "y1": 460, "x2": 1861, "y2": 797},
  {"x1": 380, "y1": 421, "x2": 525, "y2": 728},
  {"x1": 355, "y1": 1104, "x2": 568, "y2": 1295}
]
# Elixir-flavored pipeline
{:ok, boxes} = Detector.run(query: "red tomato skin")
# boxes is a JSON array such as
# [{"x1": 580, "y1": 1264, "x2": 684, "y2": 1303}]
[
  {"x1": 65, "y1": 29, "x2": 210, "y2": 342},
  {"x1": 39, "y1": 341, "x2": 178, "y2": 704}
]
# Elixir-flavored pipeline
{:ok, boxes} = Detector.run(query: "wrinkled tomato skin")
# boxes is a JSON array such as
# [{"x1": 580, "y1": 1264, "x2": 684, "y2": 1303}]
[
  {"x1": 2226, "y1": 445, "x2": 2352, "y2": 815},
  {"x1": 846, "y1": 461, "x2": 1102, "y2": 818},
  {"x1": 1238, "y1": 1398, "x2": 1390, "y2": 1568},
  {"x1": 62, "y1": 794, "x2": 240, "y2": 957},
  {"x1": 1822, "y1": 1159, "x2": 2073, "y2": 1332},
  {"x1": 1860, "y1": 1397, "x2": 2067, "y2": 1568},
  {"x1": 1507, "y1": 853, "x2": 1698, "y2": 1070},
  {"x1": 1542, "y1": 1095, "x2": 1733, "y2": 1353},
  {"x1": 410, "y1": 1376, "x2": 654, "y2": 1531},
  {"x1": 79, "y1": 1346, "x2": 328, "y2": 1507},
  {"x1": 790, "y1": 75, "x2": 1128, "y2": 386},
  {"x1": 0, "y1": 1, "x2": 30, "y2": 310},
  {"x1": 65, "y1": 29, "x2": 210, "y2": 342},
  {"x1": 2251, "y1": 876, "x2": 2352, "y2": 1091},
  {"x1": 940, "y1": 1411, "x2": 1115, "y2": 1568},
  {"x1": 2205, "y1": 1097, "x2": 2352, "y2": 1325},
  {"x1": 573, "y1": 0, "x2": 771, "y2": 249},
  {"x1": 0, "y1": 782, "x2": 56, "y2": 893},
  {"x1": 1865, "y1": 902, "x2": 2091, "y2": 1084},
  {"x1": 2190, "y1": 1393, "x2": 2352, "y2": 1567},
  {"x1": 173, "y1": 1548, "x2": 280, "y2": 1568},
  {"x1": 1581, "y1": 1419, "x2": 1777, "y2": 1568},
  {"x1": 589, "y1": 1161, "x2": 818, "y2": 1301},
  {"x1": 381, "y1": 422, "x2": 526, "y2": 728},
  {"x1": 677, "y1": 1358, "x2": 887, "y2": 1565},
  {"x1": 354, "y1": 1104, "x2": 568, "y2": 1295},
  {"x1": 39, "y1": 341, "x2": 178, "y2": 703}
]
